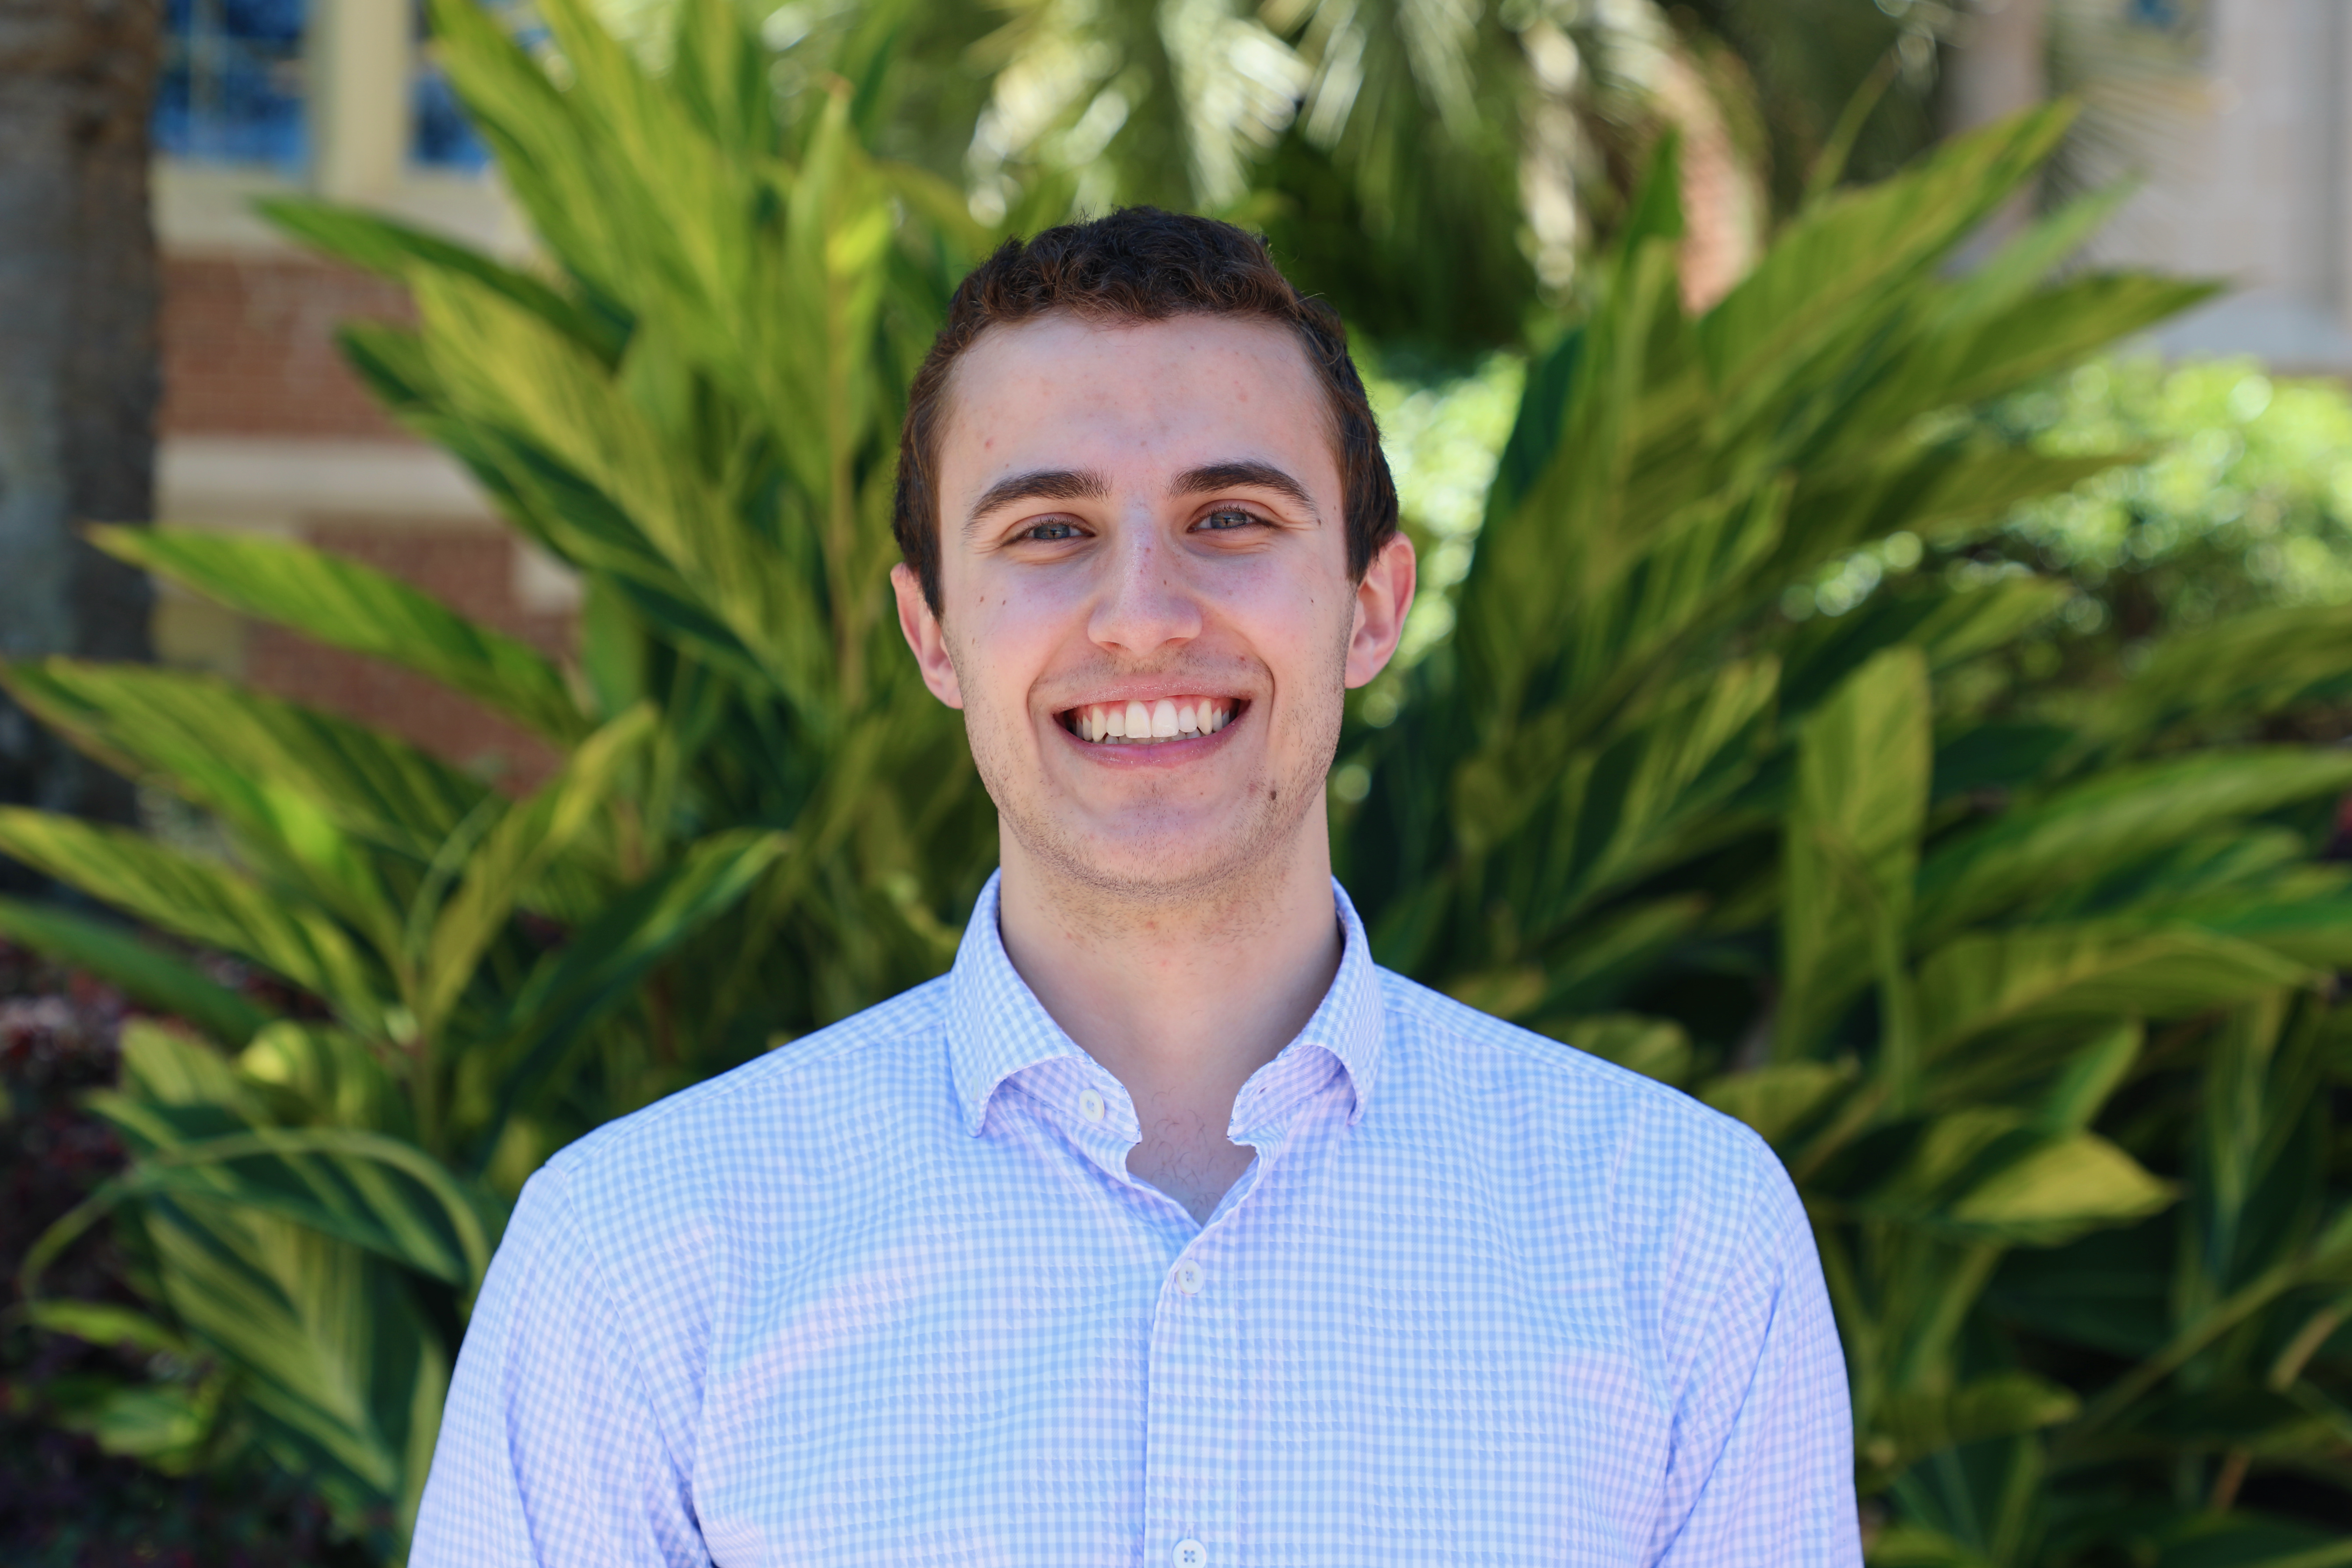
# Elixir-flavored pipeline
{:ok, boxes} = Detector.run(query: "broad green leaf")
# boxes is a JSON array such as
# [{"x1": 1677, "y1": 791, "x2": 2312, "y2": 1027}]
[
  {"x1": 136, "y1": 1191, "x2": 448, "y2": 1550},
  {"x1": 1779, "y1": 646, "x2": 1929, "y2": 1059},
  {"x1": 1830, "y1": 1105, "x2": 2173, "y2": 1244},
  {"x1": 239, "y1": 1021, "x2": 411, "y2": 1137},
  {"x1": 2147, "y1": 1517, "x2": 2352, "y2": 1568},
  {"x1": 1523, "y1": 897, "x2": 1710, "y2": 1019},
  {"x1": 2039, "y1": 1021, "x2": 2142, "y2": 1135},
  {"x1": 1789, "y1": 447, "x2": 2124, "y2": 570},
  {"x1": 0, "y1": 811, "x2": 385, "y2": 1030},
  {"x1": 1702, "y1": 1060, "x2": 1855, "y2": 1149},
  {"x1": 259, "y1": 196, "x2": 626, "y2": 363},
  {"x1": 1553, "y1": 474, "x2": 1790, "y2": 711},
  {"x1": 84, "y1": 1122, "x2": 494, "y2": 1289},
  {"x1": 1698, "y1": 104, "x2": 2074, "y2": 418},
  {"x1": 416, "y1": 706, "x2": 654, "y2": 1039},
  {"x1": 2103, "y1": 603, "x2": 2352, "y2": 742},
  {"x1": 38, "y1": 1372, "x2": 225, "y2": 1474},
  {"x1": 467, "y1": 828, "x2": 790, "y2": 1158},
  {"x1": 89, "y1": 525, "x2": 586, "y2": 745},
  {"x1": 24, "y1": 1298, "x2": 196, "y2": 1358},
  {"x1": 1944, "y1": 1129, "x2": 2175, "y2": 1245},
  {"x1": 1778, "y1": 577, "x2": 2070, "y2": 720},
  {"x1": 409, "y1": 270, "x2": 834, "y2": 714},
  {"x1": 1467, "y1": 657, "x2": 1778, "y2": 926},
  {"x1": 0, "y1": 895, "x2": 275, "y2": 1046},
  {"x1": 4, "y1": 658, "x2": 498, "y2": 867},
  {"x1": 1931, "y1": 180, "x2": 2138, "y2": 325},
  {"x1": 1913, "y1": 750, "x2": 2352, "y2": 944},
  {"x1": 1851, "y1": 272, "x2": 2216, "y2": 443},
  {"x1": 1871, "y1": 1371, "x2": 2079, "y2": 1468},
  {"x1": 31, "y1": 1031, "x2": 495, "y2": 1295},
  {"x1": 1916, "y1": 924, "x2": 2309, "y2": 1057}
]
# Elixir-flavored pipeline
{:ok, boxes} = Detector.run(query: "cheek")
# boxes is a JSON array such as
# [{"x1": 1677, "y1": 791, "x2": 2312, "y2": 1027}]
[
  {"x1": 946, "y1": 575, "x2": 1078, "y2": 709},
  {"x1": 1217, "y1": 557, "x2": 1351, "y2": 650}
]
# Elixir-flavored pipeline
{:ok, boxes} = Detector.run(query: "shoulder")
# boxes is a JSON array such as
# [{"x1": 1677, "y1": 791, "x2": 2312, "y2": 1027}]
[
  {"x1": 1378, "y1": 972, "x2": 1813, "y2": 1382},
  {"x1": 1378, "y1": 969, "x2": 1781, "y2": 1186},
  {"x1": 1377, "y1": 971, "x2": 1800, "y2": 1291},
  {"x1": 539, "y1": 975, "x2": 954, "y2": 1209}
]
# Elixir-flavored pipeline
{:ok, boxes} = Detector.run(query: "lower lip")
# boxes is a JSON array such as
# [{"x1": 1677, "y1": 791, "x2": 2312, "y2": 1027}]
[{"x1": 1054, "y1": 708, "x2": 1245, "y2": 766}]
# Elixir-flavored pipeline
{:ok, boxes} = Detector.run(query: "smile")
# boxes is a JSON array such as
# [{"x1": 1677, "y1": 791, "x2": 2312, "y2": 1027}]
[{"x1": 1060, "y1": 696, "x2": 1240, "y2": 746}]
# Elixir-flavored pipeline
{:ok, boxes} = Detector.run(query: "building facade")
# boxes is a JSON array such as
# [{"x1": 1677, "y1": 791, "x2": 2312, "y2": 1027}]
[{"x1": 1947, "y1": 0, "x2": 2352, "y2": 375}]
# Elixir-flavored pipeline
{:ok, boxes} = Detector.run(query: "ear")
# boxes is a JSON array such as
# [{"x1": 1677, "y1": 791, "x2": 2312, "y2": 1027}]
[
  {"x1": 892, "y1": 562, "x2": 965, "y2": 709},
  {"x1": 1343, "y1": 532, "x2": 1417, "y2": 689}
]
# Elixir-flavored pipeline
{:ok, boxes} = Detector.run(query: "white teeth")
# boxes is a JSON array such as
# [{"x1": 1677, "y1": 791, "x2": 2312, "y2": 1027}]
[{"x1": 1071, "y1": 698, "x2": 1236, "y2": 744}]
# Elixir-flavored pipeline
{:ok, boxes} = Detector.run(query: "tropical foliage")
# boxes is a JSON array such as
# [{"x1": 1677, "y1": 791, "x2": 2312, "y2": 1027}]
[
  {"x1": 5, "y1": 1, "x2": 2352, "y2": 1562},
  {"x1": 1, "y1": 0, "x2": 996, "y2": 1552}
]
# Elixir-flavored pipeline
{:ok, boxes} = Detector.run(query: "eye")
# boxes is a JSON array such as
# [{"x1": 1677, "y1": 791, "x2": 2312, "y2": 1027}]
[
  {"x1": 1017, "y1": 518, "x2": 1084, "y2": 542},
  {"x1": 1194, "y1": 506, "x2": 1261, "y2": 533}
]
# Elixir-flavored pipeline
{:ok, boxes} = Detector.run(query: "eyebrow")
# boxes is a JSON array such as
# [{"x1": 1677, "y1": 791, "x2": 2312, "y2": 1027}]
[
  {"x1": 961, "y1": 459, "x2": 1322, "y2": 536},
  {"x1": 964, "y1": 468, "x2": 1111, "y2": 536},
  {"x1": 1171, "y1": 461, "x2": 1320, "y2": 520}
]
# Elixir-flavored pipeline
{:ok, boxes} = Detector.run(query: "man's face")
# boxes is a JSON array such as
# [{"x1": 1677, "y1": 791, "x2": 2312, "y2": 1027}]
[{"x1": 893, "y1": 312, "x2": 1414, "y2": 904}]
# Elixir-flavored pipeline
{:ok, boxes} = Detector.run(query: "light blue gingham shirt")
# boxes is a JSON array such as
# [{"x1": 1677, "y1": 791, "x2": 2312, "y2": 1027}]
[{"x1": 413, "y1": 874, "x2": 1859, "y2": 1566}]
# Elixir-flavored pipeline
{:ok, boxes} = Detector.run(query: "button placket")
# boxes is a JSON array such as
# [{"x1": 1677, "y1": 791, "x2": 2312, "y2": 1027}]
[{"x1": 1145, "y1": 1228, "x2": 1239, "y2": 1568}]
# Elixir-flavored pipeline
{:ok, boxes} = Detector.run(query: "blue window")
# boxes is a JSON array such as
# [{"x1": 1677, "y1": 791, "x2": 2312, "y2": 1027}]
[{"x1": 155, "y1": 0, "x2": 310, "y2": 169}]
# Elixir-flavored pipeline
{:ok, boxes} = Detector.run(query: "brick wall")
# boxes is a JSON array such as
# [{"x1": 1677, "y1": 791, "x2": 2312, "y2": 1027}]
[{"x1": 161, "y1": 254, "x2": 417, "y2": 440}]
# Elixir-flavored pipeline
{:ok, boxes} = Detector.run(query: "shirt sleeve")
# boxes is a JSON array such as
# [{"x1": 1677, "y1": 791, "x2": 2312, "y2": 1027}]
[
  {"x1": 410, "y1": 1164, "x2": 707, "y2": 1568},
  {"x1": 1648, "y1": 1144, "x2": 1862, "y2": 1568}
]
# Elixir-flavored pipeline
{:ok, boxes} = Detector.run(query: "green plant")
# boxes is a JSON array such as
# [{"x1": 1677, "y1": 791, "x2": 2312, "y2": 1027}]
[
  {"x1": 1335, "y1": 112, "x2": 2352, "y2": 1559},
  {"x1": 6, "y1": 2, "x2": 2352, "y2": 1560},
  {"x1": 0, "y1": 0, "x2": 994, "y2": 1555}
]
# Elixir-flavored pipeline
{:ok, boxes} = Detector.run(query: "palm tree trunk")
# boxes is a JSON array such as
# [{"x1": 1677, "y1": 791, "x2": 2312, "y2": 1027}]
[{"x1": 0, "y1": 0, "x2": 159, "y2": 866}]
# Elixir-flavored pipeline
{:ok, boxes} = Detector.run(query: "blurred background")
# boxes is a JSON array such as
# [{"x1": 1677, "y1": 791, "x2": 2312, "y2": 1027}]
[
  {"x1": 17, "y1": 0, "x2": 2347, "y2": 796},
  {"x1": 8, "y1": 0, "x2": 2352, "y2": 1562}
]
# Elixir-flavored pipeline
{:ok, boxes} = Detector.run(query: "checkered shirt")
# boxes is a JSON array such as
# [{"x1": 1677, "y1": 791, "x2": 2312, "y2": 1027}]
[{"x1": 411, "y1": 873, "x2": 1860, "y2": 1566}]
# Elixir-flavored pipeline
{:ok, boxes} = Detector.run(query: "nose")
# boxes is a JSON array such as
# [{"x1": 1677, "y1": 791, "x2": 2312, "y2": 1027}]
[{"x1": 1086, "y1": 518, "x2": 1203, "y2": 657}]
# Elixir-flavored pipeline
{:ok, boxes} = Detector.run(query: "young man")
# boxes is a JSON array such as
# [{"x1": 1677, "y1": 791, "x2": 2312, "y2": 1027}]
[{"x1": 412, "y1": 210, "x2": 1860, "y2": 1566}]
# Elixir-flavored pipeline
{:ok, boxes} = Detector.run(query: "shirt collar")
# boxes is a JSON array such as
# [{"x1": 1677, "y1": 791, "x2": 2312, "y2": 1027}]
[{"x1": 944, "y1": 870, "x2": 1386, "y2": 1137}]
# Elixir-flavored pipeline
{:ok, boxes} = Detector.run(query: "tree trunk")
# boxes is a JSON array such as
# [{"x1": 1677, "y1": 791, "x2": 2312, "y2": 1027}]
[{"x1": 0, "y1": 0, "x2": 159, "y2": 876}]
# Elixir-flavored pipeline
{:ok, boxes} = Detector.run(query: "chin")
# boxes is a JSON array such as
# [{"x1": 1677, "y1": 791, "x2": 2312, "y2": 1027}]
[{"x1": 1050, "y1": 829, "x2": 1258, "y2": 902}]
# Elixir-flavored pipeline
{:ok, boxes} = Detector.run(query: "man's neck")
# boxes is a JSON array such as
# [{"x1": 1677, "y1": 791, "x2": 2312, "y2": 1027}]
[{"x1": 994, "y1": 823, "x2": 1343, "y2": 1206}]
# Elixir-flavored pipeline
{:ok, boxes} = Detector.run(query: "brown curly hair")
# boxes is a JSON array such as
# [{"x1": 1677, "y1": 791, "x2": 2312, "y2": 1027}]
[{"x1": 892, "y1": 206, "x2": 1399, "y2": 614}]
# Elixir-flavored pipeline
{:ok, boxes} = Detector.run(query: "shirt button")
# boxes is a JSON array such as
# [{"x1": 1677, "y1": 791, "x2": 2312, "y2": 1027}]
[
  {"x1": 1172, "y1": 1540, "x2": 1208, "y2": 1567},
  {"x1": 1078, "y1": 1089, "x2": 1106, "y2": 1123},
  {"x1": 1175, "y1": 1260, "x2": 1204, "y2": 1296}
]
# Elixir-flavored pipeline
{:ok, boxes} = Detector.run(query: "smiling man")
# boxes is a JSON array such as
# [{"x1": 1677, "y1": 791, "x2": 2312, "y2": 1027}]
[{"x1": 412, "y1": 210, "x2": 1861, "y2": 1567}]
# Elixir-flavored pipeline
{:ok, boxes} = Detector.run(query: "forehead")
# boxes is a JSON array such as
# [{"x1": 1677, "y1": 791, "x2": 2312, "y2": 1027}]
[{"x1": 936, "y1": 312, "x2": 1338, "y2": 497}]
